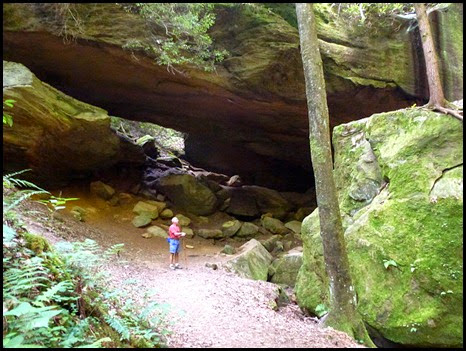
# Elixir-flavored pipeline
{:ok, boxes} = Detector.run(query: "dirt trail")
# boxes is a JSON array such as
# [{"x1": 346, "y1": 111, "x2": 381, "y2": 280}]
[{"x1": 19, "y1": 188, "x2": 365, "y2": 348}]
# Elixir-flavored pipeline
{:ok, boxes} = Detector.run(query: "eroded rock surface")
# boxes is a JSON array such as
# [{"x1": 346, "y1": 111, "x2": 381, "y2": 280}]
[
  {"x1": 2, "y1": 61, "x2": 144, "y2": 185},
  {"x1": 6, "y1": 3, "x2": 461, "y2": 190},
  {"x1": 295, "y1": 108, "x2": 463, "y2": 347}
]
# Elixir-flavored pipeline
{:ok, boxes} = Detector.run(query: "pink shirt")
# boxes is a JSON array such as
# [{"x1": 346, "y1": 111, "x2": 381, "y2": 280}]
[{"x1": 169, "y1": 223, "x2": 181, "y2": 239}]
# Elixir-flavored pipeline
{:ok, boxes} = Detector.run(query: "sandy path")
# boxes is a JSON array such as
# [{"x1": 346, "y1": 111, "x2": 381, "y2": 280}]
[{"x1": 18, "y1": 198, "x2": 364, "y2": 349}]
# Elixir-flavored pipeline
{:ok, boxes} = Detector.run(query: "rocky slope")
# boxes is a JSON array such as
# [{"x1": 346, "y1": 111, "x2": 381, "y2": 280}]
[
  {"x1": 3, "y1": 3, "x2": 462, "y2": 190},
  {"x1": 295, "y1": 108, "x2": 463, "y2": 347}
]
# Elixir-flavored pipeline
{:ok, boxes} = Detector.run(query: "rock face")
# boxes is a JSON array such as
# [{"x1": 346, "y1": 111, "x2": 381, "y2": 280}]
[
  {"x1": 6, "y1": 3, "x2": 463, "y2": 190},
  {"x1": 224, "y1": 239, "x2": 273, "y2": 281},
  {"x1": 269, "y1": 251, "x2": 303, "y2": 287},
  {"x1": 295, "y1": 108, "x2": 463, "y2": 347},
  {"x1": 2, "y1": 61, "x2": 145, "y2": 186}
]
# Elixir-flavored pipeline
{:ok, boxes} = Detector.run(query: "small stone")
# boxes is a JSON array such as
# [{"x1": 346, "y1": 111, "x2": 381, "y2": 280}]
[
  {"x1": 132, "y1": 215, "x2": 152, "y2": 228},
  {"x1": 118, "y1": 192, "x2": 133, "y2": 205},
  {"x1": 147, "y1": 226, "x2": 168, "y2": 238},
  {"x1": 237, "y1": 222, "x2": 259, "y2": 237},
  {"x1": 186, "y1": 244, "x2": 194, "y2": 249},
  {"x1": 141, "y1": 232, "x2": 153, "y2": 239},
  {"x1": 156, "y1": 194, "x2": 165, "y2": 201},
  {"x1": 197, "y1": 229, "x2": 223, "y2": 239},
  {"x1": 175, "y1": 214, "x2": 191, "y2": 226},
  {"x1": 107, "y1": 195, "x2": 119, "y2": 206},
  {"x1": 284, "y1": 220, "x2": 302, "y2": 234},
  {"x1": 90, "y1": 181, "x2": 115, "y2": 200},
  {"x1": 183, "y1": 228, "x2": 194, "y2": 239},
  {"x1": 221, "y1": 220, "x2": 242, "y2": 237},
  {"x1": 130, "y1": 183, "x2": 141, "y2": 195},
  {"x1": 160, "y1": 208, "x2": 174, "y2": 219},
  {"x1": 221, "y1": 244, "x2": 236, "y2": 255},
  {"x1": 205, "y1": 262, "x2": 218, "y2": 270}
]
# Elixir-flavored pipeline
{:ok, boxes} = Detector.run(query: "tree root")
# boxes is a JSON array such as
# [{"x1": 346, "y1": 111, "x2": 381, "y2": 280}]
[{"x1": 432, "y1": 105, "x2": 463, "y2": 121}]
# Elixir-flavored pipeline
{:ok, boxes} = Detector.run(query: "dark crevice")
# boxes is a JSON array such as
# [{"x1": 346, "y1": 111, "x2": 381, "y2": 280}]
[{"x1": 429, "y1": 163, "x2": 463, "y2": 195}]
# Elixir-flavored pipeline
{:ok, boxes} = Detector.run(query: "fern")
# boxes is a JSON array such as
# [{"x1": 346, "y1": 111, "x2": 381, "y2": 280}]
[
  {"x1": 105, "y1": 313, "x2": 131, "y2": 341},
  {"x1": 33, "y1": 280, "x2": 75, "y2": 307},
  {"x1": 4, "y1": 190, "x2": 50, "y2": 212}
]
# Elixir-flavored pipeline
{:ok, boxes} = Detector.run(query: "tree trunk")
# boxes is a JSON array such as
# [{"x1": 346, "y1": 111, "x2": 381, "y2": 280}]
[
  {"x1": 414, "y1": 3, "x2": 445, "y2": 107},
  {"x1": 295, "y1": 3, "x2": 374, "y2": 347},
  {"x1": 414, "y1": 3, "x2": 463, "y2": 121}
]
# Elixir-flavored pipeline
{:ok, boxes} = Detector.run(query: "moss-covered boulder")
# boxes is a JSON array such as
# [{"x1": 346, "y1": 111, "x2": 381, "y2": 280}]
[
  {"x1": 284, "y1": 220, "x2": 302, "y2": 235},
  {"x1": 132, "y1": 201, "x2": 159, "y2": 219},
  {"x1": 147, "y1": 226, "x2": 168, "y2": 239},
  {"x1": 224, "y1": 239, "x2": 273, "y2": 281},
  {"x1": 261, "y1": 216, "x2": 288, "y2": 235},
  {"x1": 131, "y1": 215, "x2": 152, "y2": 228},
  {"x1": 160, "y1": 208, "x2": 174, "y2": 219},
  {"x1": 2, "y1": 61, "x2": 144, "y2": 185},
  {"x1": 236, "y1": 222, "x2": 260, "y2": 238},
  {"x1": 295, "y1": 108, "x2": 463, "y2": 347},
  {"x1": 196, "y1": 229, "x2": 223, "y2": 239},
  {"x1": 175, "y1": 214, "x2": 191, "y2": 227},
  {"x1": 221, "y1": 220, "x2": 242, "y2": 238},
  {"x1": 269, "y1": 251, "x2": 303, "y2": 287},
  {"x1": 261, "y1": 235, "x2": 281, "y2": 253},
  {"x1": 156, "y1": 174, "x2": 218, "y2": 215}
]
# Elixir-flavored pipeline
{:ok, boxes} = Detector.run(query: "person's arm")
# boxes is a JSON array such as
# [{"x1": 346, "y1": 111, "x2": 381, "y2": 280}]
[{"x1": 174, "y1": 227, "x2": 185, "y2": 237}]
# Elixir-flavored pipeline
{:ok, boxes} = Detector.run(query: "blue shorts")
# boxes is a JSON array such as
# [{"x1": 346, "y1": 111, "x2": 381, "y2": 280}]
[{"x1": 167, "y1": 238, "x2": 181, "y2": 254}]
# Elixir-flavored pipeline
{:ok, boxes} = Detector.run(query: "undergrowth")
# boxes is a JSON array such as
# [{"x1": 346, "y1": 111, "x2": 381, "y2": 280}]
[{"x1": 3, "y1": 173, "x2": 170, "y2": 348}]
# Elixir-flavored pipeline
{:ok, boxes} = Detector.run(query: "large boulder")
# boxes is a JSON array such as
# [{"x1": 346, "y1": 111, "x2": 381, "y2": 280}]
[
  {"x1": 268, "y1": 251, "x2": 303, "y2": 287},
  {"x1": 244, "y1": 186, "x2": 292, "y2": 219},
  {"x1": 225, "y1": 188, "x2": 260, "y2": 218},
  {"x1": 156, "y1": 174, "x2": 218, "y2": 215},
  {"x1": 224, "y1": 239, "x2": 273, "y2": 281},
  {"x1": 2, "y1": 61, "x2": 145, "y2": 185},
  {"x1": 295, "y1": 109, "x2": 463, "y2": 347}
]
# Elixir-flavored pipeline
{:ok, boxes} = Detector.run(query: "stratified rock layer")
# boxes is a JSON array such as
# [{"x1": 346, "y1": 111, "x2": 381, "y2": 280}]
[
  {"x1": 2, "y1": 61, "x2": 144, "y2": 185},
  {"x1": 295, "y1": 108, "x2": 463, "y2": 347},
  {"x1": 6, "y1": 3, "x2": 462, "y2": 190}
]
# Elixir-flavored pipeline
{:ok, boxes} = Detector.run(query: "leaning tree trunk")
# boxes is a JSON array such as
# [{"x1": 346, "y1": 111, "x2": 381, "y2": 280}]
[
  {"x1": 414, "y1": 3, "x2": 463, "y2": 121},
  {"x1": 295, "y1": 3, "x2": 374, "y2": 347}
]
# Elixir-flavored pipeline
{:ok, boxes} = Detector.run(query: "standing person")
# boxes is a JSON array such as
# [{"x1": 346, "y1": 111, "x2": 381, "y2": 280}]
[{"x1": 168, "y1": 217, "x2": 185, "y2": 270}]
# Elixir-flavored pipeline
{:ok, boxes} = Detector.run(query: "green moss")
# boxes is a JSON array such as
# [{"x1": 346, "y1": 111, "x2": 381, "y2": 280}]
[
  {"x1": 297, "y1": 108, "x2": 463, "y2": 347},
  {"x1": 24, "y1": 232, "x2": 52, "y2": 254}
]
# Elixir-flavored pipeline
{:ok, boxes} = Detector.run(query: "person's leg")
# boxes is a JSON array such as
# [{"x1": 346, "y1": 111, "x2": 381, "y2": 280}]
[{"x1": 169, "y1": 239, "x2": 176, "y2": 269}]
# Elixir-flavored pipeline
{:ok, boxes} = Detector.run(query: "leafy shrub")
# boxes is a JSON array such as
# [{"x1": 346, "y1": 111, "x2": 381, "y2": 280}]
[{"x1": 3, "y1": 180, "x2": 169, "y2": 347}]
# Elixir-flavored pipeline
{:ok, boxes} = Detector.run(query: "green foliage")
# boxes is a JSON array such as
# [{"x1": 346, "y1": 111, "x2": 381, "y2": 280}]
[
  {"x1": 3, "y1": 99, "x2": 15, "y2": 127},
  {"x1": 110, "y1": 116, "x2": 185, "y2": 156},
  {"x1": 315, "y1": 303, "x2": 328, "y2": 317},
  {"x1": 3, "y1": 169, "x2": 50, "y2": 212},
  {"x1": 36, "y1": 192, "x2": 79, "y2": 223},
  {"x1": 3, "y1": 175, "x2": 168, "y2": 347},
  {"x1": 319, "y1": 3, "x2": 416, "y2": 36},
  {"x1": 383, "y1": 259, "x2": 398, "y2": 269},
  {"x1": 120, "y1": 3, "x2": 228, "y2": 72},
  {"x1": 3, "y1": 223, "x2": 168, "y2": 347}
]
